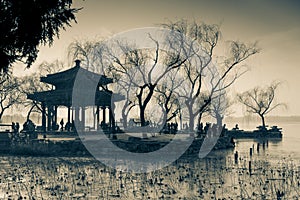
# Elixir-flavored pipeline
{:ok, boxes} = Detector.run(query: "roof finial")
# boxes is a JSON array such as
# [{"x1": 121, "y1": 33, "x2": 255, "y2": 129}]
[{"x1": 75, "y1": 59, "x2": 81, "y2": 67}]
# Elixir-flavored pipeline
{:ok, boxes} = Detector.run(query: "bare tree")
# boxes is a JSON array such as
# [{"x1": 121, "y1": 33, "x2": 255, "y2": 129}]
[
  {"x1": 68, "y1": 39, "x2": 109, "y2": 75},
  {"x1": 68, "y1": 40, "x2": 137, "y2": 128},
  {"x1": 37, "y1": 60, "x2": 66, "y2": 77},
  {"x1": 163, "y1": 20, "x2": 259, "y2": 131},
  {"x1": 113, "y1": 67, "x2": 138, "y2": 129},
  {"x1": 237, "y1": 82, "x2": 285, "y2": 129},
  {"x1": 68, "y1": 19, "x2": 259, "y2": 131},
  {"x1": 19, "y1": 60, "x2": 66, "y2": 121},
  {"x1": 155, "y1": 69, "x2": 183, "y2": 124},
  {"x1": 209, "y1": 92, "x2": 233, "y2": 128},
  {"x1": 0, "y1": 74, "x2": 23, "y2": 121},
  {"x1": 107, "y1": 37, "x2": 188, "y2": 127}
]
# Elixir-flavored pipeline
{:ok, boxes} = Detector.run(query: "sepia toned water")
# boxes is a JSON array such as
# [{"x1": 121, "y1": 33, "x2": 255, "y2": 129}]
[
  {"x1": 233, "y1": 122, "x2": 300, "y2": 160},
  {"x1": 0, "y1": 122, "x2": 299, "y2": 199}
]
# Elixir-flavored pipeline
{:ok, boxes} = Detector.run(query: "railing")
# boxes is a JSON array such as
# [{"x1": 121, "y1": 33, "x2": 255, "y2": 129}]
[{"x1": 0, "y1": 124, "x2": 12, "y2": 132}]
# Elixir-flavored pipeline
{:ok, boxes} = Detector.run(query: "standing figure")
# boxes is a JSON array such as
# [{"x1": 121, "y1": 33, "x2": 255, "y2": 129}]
[
  {"x1": 12, "y1": 122, "x2": 16, "y2": 132},
  {"x1": 15, "y1": 122, "x2": 20, "y2": 133},
  {"x1": 60, "y1": 119, "x2": 64, "y2": 131}
]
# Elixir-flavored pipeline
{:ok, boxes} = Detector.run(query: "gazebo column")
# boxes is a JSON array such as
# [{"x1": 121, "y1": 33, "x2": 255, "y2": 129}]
[
  {"x1": 109, "y1": 106, "x2": 115, "y2": 132},
  {"x1": 102, "y1": 107, "x2": 106, "y2": 124},
  {"x1": 74, "y1": 107, "x2": 80, "y2": 126},
  {"x1": 41, "y1": 103, "x2": 46, "y2": 132},
  {"x1": 67, "y1": 106, "x2": 71, "y2": 123},
  {"x1": 47, "y1": 106, "x2": 53, "y2": 131},
  {"x1": 71, "y1": 107, "x2": 74, "y2": 122},
  {"x1": 96, "y1": 106, "x2": 100, "y2": 130},
  {"x1": 81, "y1": 107, "x2": 85, "y2": 130},
  {"x1": 53, "y1": 106, "x2": 58, "y2": 127},
  {"x1": 108, "y1": 107, "x2": 111, "y2": 128}
]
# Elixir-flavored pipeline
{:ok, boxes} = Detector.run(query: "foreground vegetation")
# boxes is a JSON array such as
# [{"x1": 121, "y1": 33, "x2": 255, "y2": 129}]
[{"x1": 0, "y1": 146, "x2": 299, "y2": 199}]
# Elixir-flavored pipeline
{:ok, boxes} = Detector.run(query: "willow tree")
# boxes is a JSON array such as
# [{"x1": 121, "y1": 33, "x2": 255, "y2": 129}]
[
  {"x1": 107, "y1": 39, "x2": 188, "y2": 127},
  {"x1": 163, "y1": 20, "x2": 259, "y2": 131},
  {"x1": 68, "y1": 40, "x2": 136, "y2": 128},
  {"x1": 237, "y1": 82, "x2": 285, "y2": 129},
  {"x1": 19, "y1": 60, "x2": 66, "y2": 121},
  {"x1": 209, "y1": 92, "x2": 233, "y2": 128},
  {"x1": 68, "y1": 19, "x2": 259, "y2": 130},
  {"x1": 155, "y1": 69, "x2": 183, "y2": 124},
  {"x1": 0, "y1": 74, "x2": 23, "y2": 120}
]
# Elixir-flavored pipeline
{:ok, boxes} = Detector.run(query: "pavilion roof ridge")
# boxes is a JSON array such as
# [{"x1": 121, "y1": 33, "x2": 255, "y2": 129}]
[{"x1": 40, "y1": 60, "x2": 113, "y2": 85}]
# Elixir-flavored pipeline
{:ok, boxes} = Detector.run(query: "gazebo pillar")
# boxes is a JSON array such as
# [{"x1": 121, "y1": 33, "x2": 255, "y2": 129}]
[
  {"x1": 54, "y1": 106, "x2": 58, "y2": 127},
  {"x1": 42, "y1": 103, "x2": 46, "y2": 132},
  {"x1": 81, "y1": 107, "x2": 85, "y2": 130},
  {"x1": 102, "y1": 107, "x2": 106, "y2": 124},
  {"x1": 74, "y1": 107, "x2": 80, "y2": 125},
  {"x1": 109, "y1": 106, "x2": 115, "y2": 132},
  {"x1": 47, "y1": 106, "x2": 52, "y2": 131},
  {"x1": 67, "y1": 106, "x2": 71, "y2": 123},
  {"x1": 96, "y1": 106, "x2": 100, "y2": 130},
  {"x1": 71, "y1": 107, "x2": 74, "y2": 122}
]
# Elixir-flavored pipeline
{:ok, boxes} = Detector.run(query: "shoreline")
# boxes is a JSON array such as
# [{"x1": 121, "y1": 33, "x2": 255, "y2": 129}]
[{"x1": 0, "y1": 133, "x2": 235, "y2": 157}]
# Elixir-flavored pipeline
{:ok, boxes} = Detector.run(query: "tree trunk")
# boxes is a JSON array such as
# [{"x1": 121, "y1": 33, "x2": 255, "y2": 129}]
[
  {"x1": 197, "y1": 112, "x2": 203, "y2": 127},
  {"x1": 0, "y1": 105, "x2": 10, "y2": 121},
  {"x1": 189, "y1": 116, "x2": 195, "y2": 131},
  {"x1": 140, "y1": 106, "x2": 146, "y2": 126},
  {"x1": 162, "y1": 110, "x2": 168, "y2": 126},
  {"x1": 186, "y1": 102, "x2": 195, "y2": 131},
  {"x1": 216, "y1": 113, "x2": 223, "y2": 129},
  {"x1": 0, "y1": 111, "x2": 3, "y2": 121},
  {"x1": 137, "y1": 85, "x2": 155, "y2": 127},
  {"x1": 26, "y1": 104, "x2": 36, "y2": 121},
  {"x1": 122, "y1": 112, "x2": 128, "y2": 129},
  {"x1": 188, "y1": 111, "x2": 195, "y2": 131},
  {"x1": 260, "y1": 114, "x2": 266, "y2": 129}
]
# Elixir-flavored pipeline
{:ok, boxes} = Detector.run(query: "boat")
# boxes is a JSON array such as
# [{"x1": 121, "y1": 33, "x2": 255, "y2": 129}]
[{"x1": 226, "y1": 125, "x2": 282, "y2": 139}]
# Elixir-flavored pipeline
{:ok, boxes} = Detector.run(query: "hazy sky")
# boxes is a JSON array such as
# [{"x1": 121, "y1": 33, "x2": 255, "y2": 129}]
[{"x1": 14, "y1": 0, "x2": 300, "y2": 116}]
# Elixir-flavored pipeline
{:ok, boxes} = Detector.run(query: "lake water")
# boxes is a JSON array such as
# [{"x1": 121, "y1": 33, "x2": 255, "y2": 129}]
[
  {"x1": 0, "y1": 121, "x2": 299, "y2": 199},
  {"x1": 230, "y1": 122, "x2": 300, "y2": 160}
]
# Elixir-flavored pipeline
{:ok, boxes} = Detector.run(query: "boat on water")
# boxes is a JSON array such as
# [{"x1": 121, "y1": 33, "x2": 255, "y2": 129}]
[{"x1": 226, "y1": 125, "x2": 282, "y2": 139}]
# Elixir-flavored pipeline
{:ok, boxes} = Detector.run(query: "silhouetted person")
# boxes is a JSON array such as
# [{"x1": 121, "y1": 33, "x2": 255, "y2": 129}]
[
  {"x1": 60, "y1": 119, "x2": 64, "y2": 131},
  {"x1": 65, "y1": 121, "x2": 71, "y2": 131},
  {"x1": 128, "y1": 119, "x2": 134, "y2": 127},
  {"x1": 72, "y1": 120, "x2": 77, "y2": 131},
  {"x1": 24, "y1": 119, "x2": 35, "y2": 132},
  {"x1": 235, "y1": 124, "x2": 239, "y2": 130},
  {"x1": 221, "y1": 124, "x2": 226, "y2": 136},
  {"x1": 12, "y1": 122, "x2": 16, "y2": 132},
  {"x1": 204, "y1": 123, "x2": 210, "y2": 134},
  {"x1": 15, "y1": 122, "x2": 20, "y2": 133},
  {"x1": 212, "y1": 123, "x2": 217, "y2": 136}
]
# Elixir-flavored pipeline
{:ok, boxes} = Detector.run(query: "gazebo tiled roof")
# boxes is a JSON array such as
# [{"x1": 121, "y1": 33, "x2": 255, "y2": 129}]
[
  {"x1": 28, "y1": 60, "x2": 123, "y2": 107},
  {"x1": 40, "y1": 60, "x2": 113, "y2": 86}
]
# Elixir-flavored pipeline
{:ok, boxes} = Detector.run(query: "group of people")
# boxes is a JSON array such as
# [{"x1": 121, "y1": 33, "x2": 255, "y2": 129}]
[
  {"x1": 161, "y1": 122, "x2": 178, "y2": 134},
  {"x1": 11, "y1": 122, "x2": 20, "y2": 133},
  {"x1": 197, "y1": 122, "x2": 227, "y2": 138},
  {"x1": 12, "y1": 118, "x2": 76, "y2": 133},
  {"x1": 22, "y1": 119, "x2": 36, "y2": 132},
  {"x1": 59, "y1": 119, "x2": 75, "y2": 132},
  {"x1": 12, "y1": 120, "x2": 34, "y2": 133}
]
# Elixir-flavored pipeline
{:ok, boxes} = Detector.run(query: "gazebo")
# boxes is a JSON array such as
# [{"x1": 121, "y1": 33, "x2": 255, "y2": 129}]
[{"x1": 28, "y1": 60, "x2": 123, "y2": 132}]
